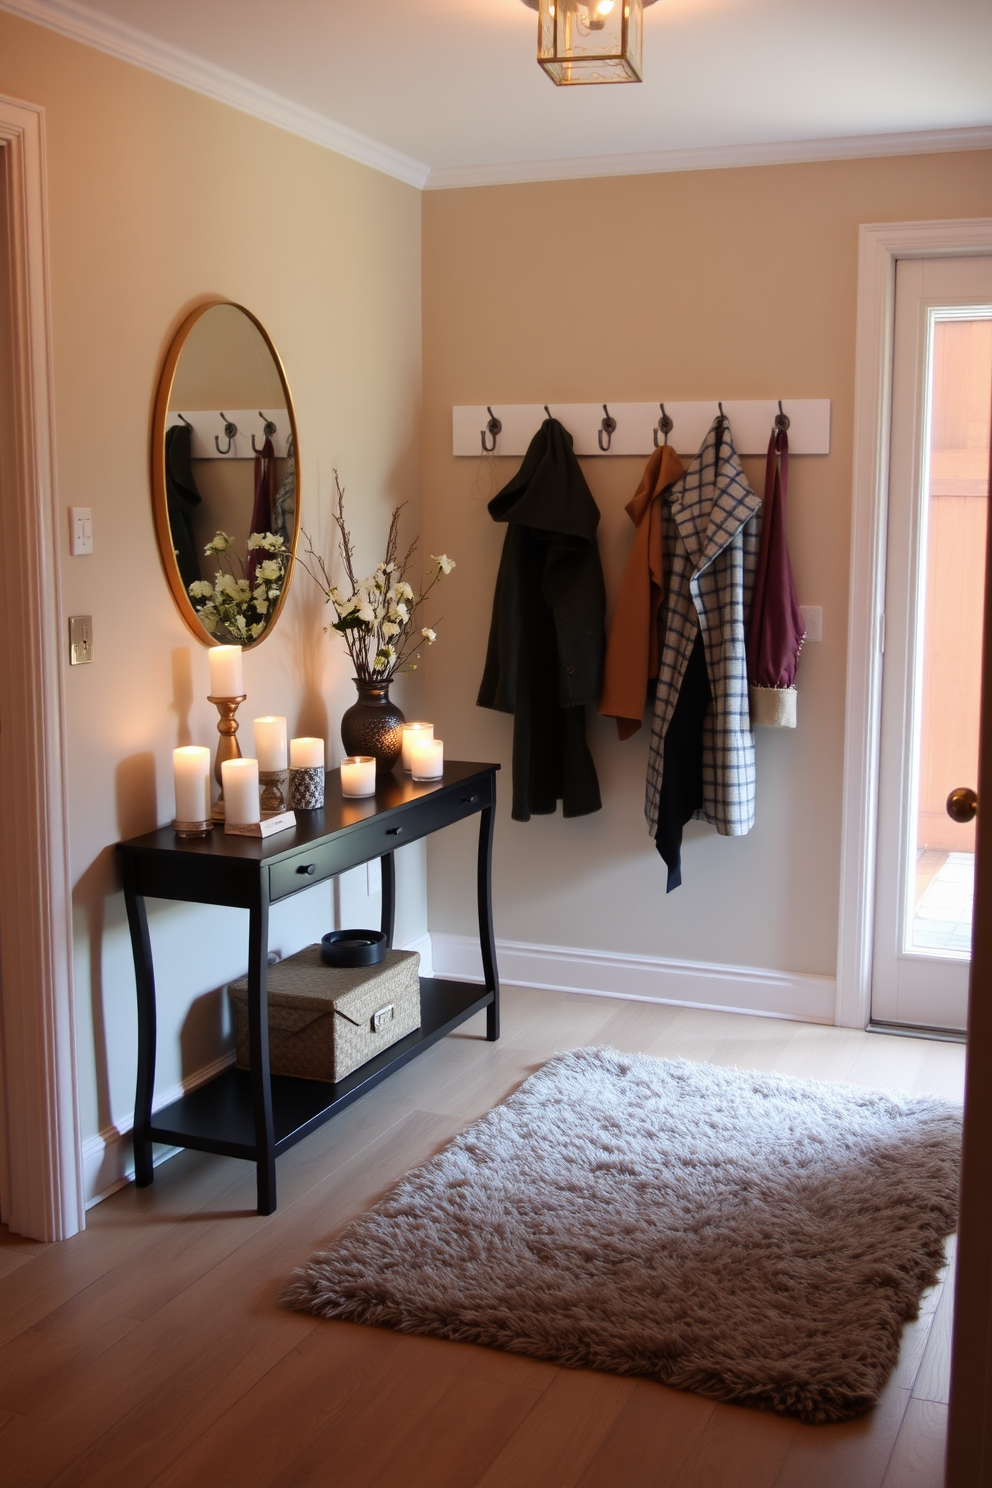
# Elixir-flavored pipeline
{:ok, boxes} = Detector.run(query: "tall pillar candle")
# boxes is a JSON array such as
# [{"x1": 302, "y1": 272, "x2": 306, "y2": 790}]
[
  {"x1": 173, "y1": 746, "x2": 211, "y2": 822},
  {"x1": 221, "y1": 758, "x2": 260, "y2": 824},
  {"x1": 253, "y1": 717, "x2": 288, "y2": 772},
  {"x1": 209, "y1": 645, "x2": 244, "y2": 698},
  {"x1": 401, "y1": 721, "x2": 433, "y2": 773}
]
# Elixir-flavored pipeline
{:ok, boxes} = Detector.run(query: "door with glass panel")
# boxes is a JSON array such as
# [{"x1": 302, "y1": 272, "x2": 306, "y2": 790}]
[{"x1": 871, "y1": 256, "x2": 992, "y2": 1032}]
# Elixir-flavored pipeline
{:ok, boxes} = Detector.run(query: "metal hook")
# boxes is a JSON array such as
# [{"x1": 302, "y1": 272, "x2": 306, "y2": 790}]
[
  {"x1": 177, "y1": 412, "x2": 193, "y2": 430},
  {"x1": 252, "y1": 411, "x2": 278, "y2": 453},
  {"x1": 544, "y1": 405, "x2": 552, "y2": 419},
  {"x1": 653, "y1": 402, "x2": 674, "y2": 449},
  {"x1": 598, "y1": 403, "x2": 617, "y2": 452},
  {"x1": 214, "y1": 413, "x2": 237, "y2": 455},
  {"x1": 480, "y1": 406, "x2": 502, "y2": 454},
  {"x1": 774, "y1": 399, "x2": 791, "y2": 433},
  {"x1": 717, "y1": 402, "x2": 726, "y2": 420}
]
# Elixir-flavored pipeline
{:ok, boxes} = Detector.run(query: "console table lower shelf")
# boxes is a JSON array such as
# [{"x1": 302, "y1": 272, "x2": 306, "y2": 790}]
[{"x1": 148, "y1": 978, "x2": 493, "y2": 1159}]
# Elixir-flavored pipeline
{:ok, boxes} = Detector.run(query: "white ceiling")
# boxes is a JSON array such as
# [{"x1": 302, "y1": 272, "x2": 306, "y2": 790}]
[{"x1": 7, "y1": 0, "x2": 992, "y2": 186}]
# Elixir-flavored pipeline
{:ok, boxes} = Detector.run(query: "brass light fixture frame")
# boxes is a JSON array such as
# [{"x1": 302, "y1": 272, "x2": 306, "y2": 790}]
[
  {"x1": 523, "y1": 0, "x2": 658, "y2": 85},
  {"x1": 151, "y1": 299, "x2": 301, "y2": 651}
]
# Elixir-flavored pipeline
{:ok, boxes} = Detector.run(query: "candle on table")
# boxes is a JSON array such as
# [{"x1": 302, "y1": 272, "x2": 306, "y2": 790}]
[
  {"x1": 173, "y1": 745, "x2": 211, "y2": 822},
  {"x1": 410, "y1": 737, "x2": 444, "y2": 781},
  {"x1": 290, "y1": 737, "x2": 324, "y2": 770},
  {"x1": 340, "y1": 756, "x2": 377, "y2": 798},
  {"x1": 253, "y1": 716, "x2": 288, "y2": 772},
  {"x1": 209, "y1": 645, "x2": 244, "y2": 698},
  {"x1": 400, "y1": 721, "x2": 434, "y2": 773},
  {"x1": 221, "y1": 758, "x2": 260, "y2": 825}
]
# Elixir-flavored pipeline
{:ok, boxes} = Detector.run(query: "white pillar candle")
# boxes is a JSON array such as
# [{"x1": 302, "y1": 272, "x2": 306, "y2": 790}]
[
  {"x1": 290, "y1": 736, "x2": 324, "y2": 769},
  {"x1": 221, "y1": 757, "x2": 260, "y2": 825},
  {"x1": 253, "y1": 716, "x2": 288, "y2": 772},
  {"x1": 173, "y1": 745, "x2": 211, "y2": 822},
  {"x1": 401, "y1": 721, "x2": 434, "y2": 773},
  {"x1": 410, "y1": 737, "x2": 444, "y2": 781},
  {"x1": 340, "y1": 756, "x2": 377, "y2": 798},
  {"x1": 209, "y1": 645, "x2": 244, "y2": 698}
]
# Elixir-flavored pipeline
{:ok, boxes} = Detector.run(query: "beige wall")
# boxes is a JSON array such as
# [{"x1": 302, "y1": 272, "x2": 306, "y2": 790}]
[
  {"x1": 0, "y1": 14, "x2": 424, "y2": 1198},
  {"x1": 421, "y1": 154, "x2": 992, "y2": 986}
]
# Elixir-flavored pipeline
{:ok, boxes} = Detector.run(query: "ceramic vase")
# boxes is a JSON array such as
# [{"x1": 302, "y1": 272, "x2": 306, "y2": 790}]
[{"x1": 340, "y1": 678, "x2": 405, "y2": 774}]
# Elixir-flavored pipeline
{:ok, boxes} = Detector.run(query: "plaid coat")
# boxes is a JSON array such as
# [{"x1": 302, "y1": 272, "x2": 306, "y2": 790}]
[{"x1": 646, "y1": 418, "x2": 762, "y2": 840}]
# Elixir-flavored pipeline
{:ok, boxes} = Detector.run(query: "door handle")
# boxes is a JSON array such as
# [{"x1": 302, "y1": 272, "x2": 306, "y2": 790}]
[{"x1": 946, "y1": 787, "x2": 978, "y2": 824}]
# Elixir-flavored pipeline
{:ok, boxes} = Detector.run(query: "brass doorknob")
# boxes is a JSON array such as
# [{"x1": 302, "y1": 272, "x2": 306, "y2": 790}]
[{"x1": 946, "y1": 787, "x2": 978, "y2": 824}]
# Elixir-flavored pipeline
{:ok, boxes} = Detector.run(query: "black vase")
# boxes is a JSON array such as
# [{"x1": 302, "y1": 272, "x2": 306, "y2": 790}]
[{"x1": 340, "y1": 678, "x2": 405, "y2": 774}]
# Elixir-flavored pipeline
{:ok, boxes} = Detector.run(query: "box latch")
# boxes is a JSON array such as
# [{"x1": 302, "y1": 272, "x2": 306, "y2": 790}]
[{"x1": 372, "y1": 1004, "x2": 395, "y2": 1033}]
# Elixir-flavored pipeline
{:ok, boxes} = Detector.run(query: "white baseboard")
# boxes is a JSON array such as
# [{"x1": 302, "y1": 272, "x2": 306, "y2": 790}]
[
  {"x1": 82, "y1": 1049, "x2": 236, "y2": 1208},
  {"x1": 82, "y1": 931, "x2": 433, "y2": 1209},
  {"x1": 431, "y1": 933, "x2": 835, "y2": 1025}
]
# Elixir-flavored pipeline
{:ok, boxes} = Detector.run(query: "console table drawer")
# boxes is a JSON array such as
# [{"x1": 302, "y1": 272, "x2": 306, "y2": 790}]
[{"x1": 269, "y1": 843, "x2": 340, "y2": 900}]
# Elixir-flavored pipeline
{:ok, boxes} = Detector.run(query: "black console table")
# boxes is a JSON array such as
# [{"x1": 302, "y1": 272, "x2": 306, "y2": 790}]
[{"x1": 117, "y1": 760, "x2": 499, "y2": 1214}]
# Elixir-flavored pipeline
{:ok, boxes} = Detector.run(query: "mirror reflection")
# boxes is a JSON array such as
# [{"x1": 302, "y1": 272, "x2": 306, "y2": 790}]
[{"x1": 154, "y1": 302, "x2": 299, "y2": 647}]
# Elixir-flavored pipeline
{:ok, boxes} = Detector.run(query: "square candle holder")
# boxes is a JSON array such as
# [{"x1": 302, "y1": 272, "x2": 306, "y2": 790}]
[
  {"x1": 259, "y1": 768, "x2": 290, "y2": 815},
  {"x1": 290, "y1": 766, "x2": 325, "y2": 810}
]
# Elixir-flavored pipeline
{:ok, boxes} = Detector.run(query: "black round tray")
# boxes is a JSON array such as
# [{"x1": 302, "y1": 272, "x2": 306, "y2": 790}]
[{"x1": 320, "y1": 929, "x2": 387, "y2": 968}]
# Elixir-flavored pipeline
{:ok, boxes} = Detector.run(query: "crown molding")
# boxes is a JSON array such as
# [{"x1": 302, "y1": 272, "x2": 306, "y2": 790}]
[
  {"x1": 425, "y1": 124, "x2": 992, "y2": 190},
  {"x1": 0, "y1": 0, "x2": 431, "y2": 189}
]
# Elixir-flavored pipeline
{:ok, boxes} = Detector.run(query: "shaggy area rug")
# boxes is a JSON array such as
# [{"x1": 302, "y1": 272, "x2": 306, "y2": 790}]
[{"x1": 282, "y1": 1048, "x2": 961, "y2": 1422}]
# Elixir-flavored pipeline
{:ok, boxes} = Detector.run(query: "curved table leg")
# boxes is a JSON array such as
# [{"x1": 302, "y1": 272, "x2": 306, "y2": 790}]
[
  {"x1": 123, "y1": 856, "x2": 156, "y2": 1187},
  {"x1": 380, "y1": 851, "x2": 396, "y2": 949},
  {"x1": 477, "y1": 804, "x2": 500, "y2": 1041}
]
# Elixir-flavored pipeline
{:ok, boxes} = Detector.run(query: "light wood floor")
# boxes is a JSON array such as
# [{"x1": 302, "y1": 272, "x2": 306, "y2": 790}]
[{"x1": 0, "y1": 988, "x2": 966, "y2": 1488}]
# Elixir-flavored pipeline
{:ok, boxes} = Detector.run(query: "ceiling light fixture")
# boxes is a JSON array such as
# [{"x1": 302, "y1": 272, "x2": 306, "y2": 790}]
[{"x1": 523, "y1": 0, "x2": 659, "y2": 86}]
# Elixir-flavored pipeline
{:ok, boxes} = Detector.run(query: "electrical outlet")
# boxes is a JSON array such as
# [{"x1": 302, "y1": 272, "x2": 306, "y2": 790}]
[
  {"x1": 367, "y1": 859, "x2": 382, "y2": 897},
  {"x1": 69, "y1": 615, "x2": 93, "y2": 665},
  {"x1": 69, "y1": 507, "x2": 93, "y2": 555},
  {"x1": 800, "y1": 605, "x2": 823, "y2": 642}
]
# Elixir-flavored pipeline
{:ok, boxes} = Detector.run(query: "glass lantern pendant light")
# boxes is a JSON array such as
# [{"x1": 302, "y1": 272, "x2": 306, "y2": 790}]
[{"x1": 523, "y1": 0, "x2": 658, "y2": 86}]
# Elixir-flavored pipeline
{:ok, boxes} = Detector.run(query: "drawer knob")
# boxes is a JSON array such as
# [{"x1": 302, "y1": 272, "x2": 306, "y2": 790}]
[
  {"x1": 387, "y1": 826, "x2": 404, "y2": 836},
  {"x1": 462, "y1": 794, "x2": 480, "y2": 804},
  {"x1": 298, "y1": 863, "x2": 317, "y2": 876}
]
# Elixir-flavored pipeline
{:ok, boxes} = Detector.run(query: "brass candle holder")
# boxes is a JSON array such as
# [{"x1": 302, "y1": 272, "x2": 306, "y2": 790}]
[{"x1": 208, "y1": 694, "x2": 247, "y2": 821}]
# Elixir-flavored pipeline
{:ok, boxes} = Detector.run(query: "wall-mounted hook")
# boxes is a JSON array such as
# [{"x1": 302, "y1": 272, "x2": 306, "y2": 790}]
[
  {"x1": 717, "y1": 402, "x2": 726, "y2": 420},
  {"x1": 653, "y1": 402, "x2": 674, "y2": 448},
  {"x1": 544, "y1": 405, "x2": 552, "y2": 419},
  {"x1": 598, "y1": 403, "x2": 617, "y2": 452},
  {"x1": 480, "y1": 406, "x2": 502, "y2": 453},
  {"x1": 177, "y1": 412, "x2": 193, "y2": 430},
  {"x1": 774, "y1": 399, "x2": 791, "y2": 432},
  {"x1": 252, "y1": 411, "x2": 278, "y2": 453},
  {"x1": 214, "y1": 413, "x2": 237, "y2": 455}
]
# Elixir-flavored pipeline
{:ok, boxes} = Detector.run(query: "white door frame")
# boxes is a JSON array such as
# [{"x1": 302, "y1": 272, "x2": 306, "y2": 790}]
[
  {"x1": 0, "y1": 94, "x2": 83, "y2": 1240},
  {"x1": 836, "y1": 218, "x2": 992, "y2": 1030}
]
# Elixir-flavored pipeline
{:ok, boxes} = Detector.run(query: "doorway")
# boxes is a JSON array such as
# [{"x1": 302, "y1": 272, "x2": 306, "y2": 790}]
[{"x1": 871, "y1": 256, "x2": 992, "y2": 1033}]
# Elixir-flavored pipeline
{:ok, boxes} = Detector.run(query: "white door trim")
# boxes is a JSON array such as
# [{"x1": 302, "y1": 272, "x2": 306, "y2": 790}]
[
  {"x1": 0, "y1": 93, "x2": 83, "y2": 1239},
  {"x1": 836, "y1": 218, "x2": 992, "y2": 1030}
]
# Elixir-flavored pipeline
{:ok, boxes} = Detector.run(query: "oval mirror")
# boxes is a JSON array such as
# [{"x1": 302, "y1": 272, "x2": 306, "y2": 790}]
[{"x1": 151, "y1": 301, "x2": 300, "y2": 648}]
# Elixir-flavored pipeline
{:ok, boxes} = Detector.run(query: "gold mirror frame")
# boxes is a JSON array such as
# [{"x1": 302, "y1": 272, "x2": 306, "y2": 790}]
[{"x1": 151, "y1": 300, "x2": 301, "y2": 650}]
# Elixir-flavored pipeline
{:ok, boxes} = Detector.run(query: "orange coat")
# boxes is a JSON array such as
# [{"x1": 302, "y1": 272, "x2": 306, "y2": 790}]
[{"x1": 599, "y1": 444, "x2": 685, "y2": 740}]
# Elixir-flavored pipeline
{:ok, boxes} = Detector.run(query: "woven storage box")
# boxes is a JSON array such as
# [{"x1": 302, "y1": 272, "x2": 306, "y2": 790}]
[{"x1": 229, "y1": 944, "x2": 421, "y2": 1083}]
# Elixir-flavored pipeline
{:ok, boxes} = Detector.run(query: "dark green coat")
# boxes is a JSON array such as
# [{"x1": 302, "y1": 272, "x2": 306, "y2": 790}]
[{"x1": 477, "y1": 417, "x2": 605, "y2": 821}]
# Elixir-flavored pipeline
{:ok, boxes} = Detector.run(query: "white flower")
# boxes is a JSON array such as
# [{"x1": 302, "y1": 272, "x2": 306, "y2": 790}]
[
  {"x1": 338, "y1": 596, "x2": 360, "y2": 616},
  {"x1": 432, "y1": 553, "x2": 455, "y2": 575},
  {"x1": 421, "y1": 627, "x2": 436, "y2": 643},
  {"x1": 382, "y1": 621, "x2": 400, "y2": 639},
  {"x1": 356, "y1": 604, "x2": 376, "y2": 624},
  {"x1": 257, "y1": 559, "x2": 282, "y2": 582},
  {"x1": 188, "y1": 580, "x2": 214, "y2": 599},
  {"x1": 247, "y1": 532, "x2": 286, "y2": 552},
  {"x1": 395, "y1": 581, "x2": 414, "y2": 601},
  {"x1": 204, "y1": 532, "x2": 232, "y2": 555}
]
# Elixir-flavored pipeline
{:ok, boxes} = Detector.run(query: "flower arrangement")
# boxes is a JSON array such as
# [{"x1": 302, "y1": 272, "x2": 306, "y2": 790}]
[
  {"x1": 300, "y1": 472, "x2": 454, "y2": 682},
  {"x1": 189, "y1": 531, "x2": 290, "y2": 643}
]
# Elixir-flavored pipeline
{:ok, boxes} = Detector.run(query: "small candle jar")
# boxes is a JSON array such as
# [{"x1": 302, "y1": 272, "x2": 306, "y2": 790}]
[
  {"x1": 172, "y1": 746, "x2": 212, "y2": 836},
  {"x1": 410, "y1": 737, "x2": 444, "y2": 781},
  {"x1": 400, "y1": 721, "x2": 434, "y2": 773},
  {"x1": 221, "y1": 758, "x2": 260, "y2": 825},
  {"x1": 208, "y1": 645, "x2": 244, "y2": 698},
  {"x1": 290, "y1": 737, "x2": 325, "y2": 809},
  {"x1": 340, "y1": 756, "x2": 377, "y2": 798}
]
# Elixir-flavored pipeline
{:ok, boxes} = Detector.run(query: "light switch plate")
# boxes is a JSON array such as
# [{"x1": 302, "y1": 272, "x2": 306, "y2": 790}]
[
  {"x1": 69, "y1": 507, "x2": 93, "y2": 556},
  {"x1": 69, "y1": 615, "x2": 93, "y2": 665},
  {"x1": 800, "y1": 605, "x2": 823, "y2": 642}
]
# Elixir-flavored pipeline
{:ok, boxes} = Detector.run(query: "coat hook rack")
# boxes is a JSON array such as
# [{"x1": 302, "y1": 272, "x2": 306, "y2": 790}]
[
  {"x1": 215, "y1": 413, "x2": 237, "y2": 455},
  {"x1": 452, "y1": 400, "x2": 831, "y2": 457},
  {"x1": 480, "y1": 406, "x2": 502, "y2": 453},
  {"x1": 251, "y1": 411, "x2": 278, "y2": 453},
  {"x1": 774, "y1": 399, "x2": 791, "y2": 432},
  {"x1": 653, "y1": 402, "x2": 674, "y2": 449}
]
